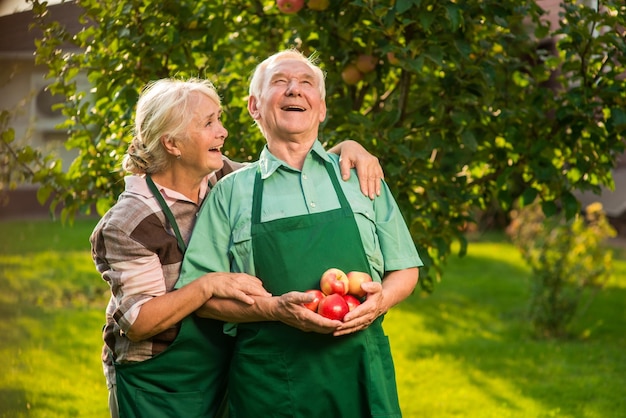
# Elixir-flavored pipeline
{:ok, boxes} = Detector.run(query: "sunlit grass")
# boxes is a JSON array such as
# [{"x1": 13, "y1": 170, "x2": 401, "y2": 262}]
[
  {"x1": 388, "y1": 240, "x2": 626, "y2": 418},
  {"x1": 0, "y1": 220, "x2": 624, "y2": 417},
  {"x1": 0, "y1": 219, "x2": 109, "y2": 418}
]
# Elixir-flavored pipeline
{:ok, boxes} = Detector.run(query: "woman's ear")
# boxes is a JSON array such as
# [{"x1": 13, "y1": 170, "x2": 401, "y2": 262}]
[{"x1": 161, "y1": 135, "x2": 180, "y2": 157}]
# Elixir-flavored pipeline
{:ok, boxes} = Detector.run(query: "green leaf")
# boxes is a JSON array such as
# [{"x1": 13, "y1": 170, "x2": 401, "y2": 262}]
[
  {"x1": 521, "y1": 187, "x2": 538, "y2": 207},
  {"x1": 445, "y1": 4, "x2": 463, "y2": 31},
  {"x1": 419, "y1": 12, "x2": 436, "y2": 32},
  {"x1": 561, "y1": 191, "x2": 580, "y2": 220},
  {"x1": 395, "y1": 0, "x2": 416, "y2": 15},
  {"x1": 1, "y1": 127, "x2": 15, "y2": 144},
  {"x1": 611, "y1": 107, "x2": 626, "y2": 126},
  {"x1": 541, "y1": 200, "x2": 558, "y2": 217},
  {"x1": 36, "y1": 185, "x2": 53, "y2": 205},
  {"x1": 461, "y1": 130, "x2": 477, "y2": 151}
]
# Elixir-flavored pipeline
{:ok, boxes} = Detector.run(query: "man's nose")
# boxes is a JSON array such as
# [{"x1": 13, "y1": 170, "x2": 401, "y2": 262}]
[{"x1": 286, "y1": 80, "x2": 301, "y2": 96}]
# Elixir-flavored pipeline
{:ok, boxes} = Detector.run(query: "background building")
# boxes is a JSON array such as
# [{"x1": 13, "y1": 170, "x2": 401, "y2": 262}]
[{"x1": 0, "y1": 0, "x2": 83, "y2": 218}]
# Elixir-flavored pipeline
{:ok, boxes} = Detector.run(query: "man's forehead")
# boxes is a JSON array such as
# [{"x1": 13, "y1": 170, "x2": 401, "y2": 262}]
[{"x1": 267, "y1": 59, "x2": 315, "y2": 76}]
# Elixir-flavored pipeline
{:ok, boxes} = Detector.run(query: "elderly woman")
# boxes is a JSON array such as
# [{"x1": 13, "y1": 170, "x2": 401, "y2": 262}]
[{"x1": 90, "y1": 77, "x2": 384, "y2": 418}]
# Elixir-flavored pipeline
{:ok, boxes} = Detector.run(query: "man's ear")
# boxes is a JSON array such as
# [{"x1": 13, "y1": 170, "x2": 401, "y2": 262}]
[
  {"x1": 248, "y1": 96, "x2": 261, "y2": 120},
  {"x1": 319, "y1": 100, "x2": 327, "y2": 123}
]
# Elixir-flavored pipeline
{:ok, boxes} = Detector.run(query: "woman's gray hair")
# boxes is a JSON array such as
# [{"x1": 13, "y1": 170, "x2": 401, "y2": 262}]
[{"x1": 122, "y1": 78, "x2": 221, "y2": 174}]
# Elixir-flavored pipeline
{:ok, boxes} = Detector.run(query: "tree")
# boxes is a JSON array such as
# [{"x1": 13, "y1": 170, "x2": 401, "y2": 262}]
[{"x1": 2, "y1": 0, "x2": 625, "y2": 289}]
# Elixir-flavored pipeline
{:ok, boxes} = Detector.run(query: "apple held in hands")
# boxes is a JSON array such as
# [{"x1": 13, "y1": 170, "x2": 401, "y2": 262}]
[
  {"x1": 343, "y1": 294, "x2": 361, "y2": 312},
  {"x1": 320, "y1": 268, "x2": 349, "y2": 296},
  {"x1": 317, "y1": 293, "x2": 350, "y2": 321},
  {"x1": 347, "y1": 271, "x2": 373, "y2": 298},
  {"x1": 302, "y1": 289, "x2": 325, "y2": 312}
]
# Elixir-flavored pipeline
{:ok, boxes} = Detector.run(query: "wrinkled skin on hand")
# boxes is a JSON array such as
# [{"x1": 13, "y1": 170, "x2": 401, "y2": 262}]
[
  {"x1": 333, "y1": 281, "x2": 385, "y2": 336},
  {"x1": 273, "y1": 291, "x2": 343, "y2": 334},
  {"x1": 207, "y1": 272, "x2": 271, "y2": 305}
]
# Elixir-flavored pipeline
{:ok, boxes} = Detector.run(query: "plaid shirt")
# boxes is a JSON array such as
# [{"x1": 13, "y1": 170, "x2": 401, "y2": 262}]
[{"x1": 90, "y1": 158, "x2": 243, "y2": 387}]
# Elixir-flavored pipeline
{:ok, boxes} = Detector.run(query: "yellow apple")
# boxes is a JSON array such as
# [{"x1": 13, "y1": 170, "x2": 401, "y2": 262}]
[{"x1": 347, "y1": 271, "x2": 373, "y2": 298}]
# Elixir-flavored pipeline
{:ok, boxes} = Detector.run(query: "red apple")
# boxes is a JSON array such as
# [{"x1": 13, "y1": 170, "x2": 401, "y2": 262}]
[
  {"x1": 302, "y1": 289, "x2": 325, "y2": 312},
  {"x1": 355, "y1": 54, "x2": 378, "y2": 74},
  {"x1": 347, "y1": 271, "x2": 373, "y2": 298},
  {"x1": 317, "y1": 293, "x2": 350, "y2": 321},
  {"x1": 319, "y1": 268, "x2": 349, "y2": 296},
  {"x1": 343, "y1": 294, "x2": 361, "y2": 312},
  {"x1": 307, "y1": 0, "x2": 329, "y2": 10},
  {"x1": 276, "y1": 0, "x2": 304, "y2": 13},
  {"x1": 341, "y1": 64, "x2": 363, "y2": 85}
]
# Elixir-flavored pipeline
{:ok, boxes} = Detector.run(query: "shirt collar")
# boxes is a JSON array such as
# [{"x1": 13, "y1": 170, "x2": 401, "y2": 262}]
[
  {"x1": 124, "y1": 174, "x2": 209, "y2": 203},
  {"x1": 258, "y1": 139, "x2": 331, "y2": 179}
]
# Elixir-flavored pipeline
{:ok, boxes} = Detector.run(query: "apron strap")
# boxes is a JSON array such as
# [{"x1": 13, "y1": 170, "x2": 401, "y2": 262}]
[
  {"x1": 324, "y1": 159, "x2": 351, "y2": 211},
  {"x1": 251, "y1": 158, "x2": 351, "y2": 224},
  {"x1": 146, "y1": 174, "x2": 187, "y2": 254},
  {"x1": 252, "y1": 168, "x2": 264, "y2": 224}
]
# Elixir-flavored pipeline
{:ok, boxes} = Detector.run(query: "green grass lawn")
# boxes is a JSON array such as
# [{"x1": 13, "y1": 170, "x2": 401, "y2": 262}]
[
  {"x1": 0, "y1": 219, "x2": 624, "y2": 417},
  {"x1": 0, "y1": 219, "x2": 109, "y2": 418},
  {"x1": 387, "y1": 237, "x2": 626, "y2": 418}
]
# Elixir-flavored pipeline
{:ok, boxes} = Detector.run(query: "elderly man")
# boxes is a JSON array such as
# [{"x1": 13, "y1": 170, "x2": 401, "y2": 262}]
[{"x1": 180, "y1": 49, "x2": 422, "y2": 417}]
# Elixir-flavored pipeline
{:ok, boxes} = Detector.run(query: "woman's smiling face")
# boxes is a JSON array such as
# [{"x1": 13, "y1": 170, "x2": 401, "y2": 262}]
[{"x1": 178, "y1": 92, "x2": 228, "y2": 177}]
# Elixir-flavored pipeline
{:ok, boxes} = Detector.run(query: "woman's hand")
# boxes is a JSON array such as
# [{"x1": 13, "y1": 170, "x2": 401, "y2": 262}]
[
  {"x1": 128, "y1": 272, "x2": 270, "y2": 341},
  {"x1": 329, "y1": 140, "x2": 384, "y2": 199},
  {"x1": 203, "y1": 272, "x2": 271, "y2": 305}
]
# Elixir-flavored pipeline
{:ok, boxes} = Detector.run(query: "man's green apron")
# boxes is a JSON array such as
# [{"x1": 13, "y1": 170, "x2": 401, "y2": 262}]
[
  {"x1": 228, "y1": 161, "x2": 402, "y2": 418},
  {"x1": 114, "y1": 176, "x2": 232, "y2": 418}
]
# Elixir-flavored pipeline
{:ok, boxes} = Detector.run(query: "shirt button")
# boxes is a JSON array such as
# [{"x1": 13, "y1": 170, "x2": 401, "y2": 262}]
[
  {"x1": 310, "y1": 202, "x2": 316, "y2": 208},
  {"x1": 303, "y1": 174, "x2": 308, "y2": 180}
]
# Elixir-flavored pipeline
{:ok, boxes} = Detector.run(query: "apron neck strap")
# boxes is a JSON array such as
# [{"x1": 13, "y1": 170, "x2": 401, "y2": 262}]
[
  {"x1": 252, "y1": 169, "x2": 264, "y2": 224},
  {"x1": 146, "y1": 174, "x2": 187, "y2": 254},
  {"x1": 325, "y1": 160, "x2": 351, "y2": 209},
  {"x1": 251, "y1": 158, "x2": 350, "y2": 224}
]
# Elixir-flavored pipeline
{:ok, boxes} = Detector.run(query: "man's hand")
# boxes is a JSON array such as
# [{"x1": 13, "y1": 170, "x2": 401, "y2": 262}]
[
  {"x1": 272, "y1": 291, "x2": 343, "y2": 334},
  {"x1": 333, "y1": 281, "x2": 386, "y2": 336}
]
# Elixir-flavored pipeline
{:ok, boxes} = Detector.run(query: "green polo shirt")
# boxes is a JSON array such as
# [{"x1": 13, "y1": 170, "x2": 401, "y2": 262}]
[{"x1": 179, "y1": 140, "x2": 422, "y2": 287}]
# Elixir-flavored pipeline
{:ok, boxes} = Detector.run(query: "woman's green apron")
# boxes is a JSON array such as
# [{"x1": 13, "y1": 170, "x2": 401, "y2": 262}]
[
  {"x1": 113, "y1": 176, "x2": 232, "y2": 418},
  {"x1": 228, "y1": 161, "x2": 402, "y2": 418}
]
